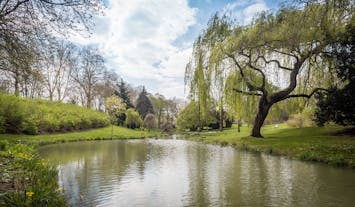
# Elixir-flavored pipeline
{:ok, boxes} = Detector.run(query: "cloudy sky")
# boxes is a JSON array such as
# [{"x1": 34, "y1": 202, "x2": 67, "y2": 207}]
[{"x1": 70, "y1": 0, "x2": 281, "y2": 99}]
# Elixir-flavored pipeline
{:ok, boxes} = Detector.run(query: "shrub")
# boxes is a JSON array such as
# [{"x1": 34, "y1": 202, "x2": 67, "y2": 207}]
[
  {"x1": 143, "y1": 113, "x2": 156, "y2": 130},
  {"x1": 286, "y1": 109, "x2": 314, "y2": 128},
  {"x1": 176, "y1": 101, "x2": 218, "y2": 131},
  {"x1": 125, "y1": 109, "x2": 142, "y2": 129},
  {"x1": 176, "y1": 102, "x2": 200, "y2": 131},
  {"x1": 0, "y1": 116, "x2": 5, "y2": 134}
]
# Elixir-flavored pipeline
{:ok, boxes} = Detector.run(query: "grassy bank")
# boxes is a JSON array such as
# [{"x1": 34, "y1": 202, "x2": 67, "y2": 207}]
[
  {"x1": 0, "y1": 125, "x2": 159, "y2": 206},
  {"x1": 184, "y1": 124, "x2": 355, "y2": 168},
  {"x1": 0, "y1": 125, "x2": 160, "y2": 145},
  {"x1": 0, "y1": 92, "x2": 110, "y2": 135}
]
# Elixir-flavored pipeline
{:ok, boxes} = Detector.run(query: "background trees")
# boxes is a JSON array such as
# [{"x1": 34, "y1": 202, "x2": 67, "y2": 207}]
[
  {"x1": 315, "y1": 16, "x2": 355, "y2": 126},
  {"x1": 185, "y1": 0, "x2": 353, "y2": 137},
  {"x1": 71, "y1": 47, "x2": 105, "y2": 108},
  {"x1": 136, "y1": 87, "x2": 154, "y2": 119},
  {"x1": 41, "y1": 40, "x2": 76, "y2": 101},
  {"x1": 115, "y1": 79, "x2": 134, "y2": 109}
]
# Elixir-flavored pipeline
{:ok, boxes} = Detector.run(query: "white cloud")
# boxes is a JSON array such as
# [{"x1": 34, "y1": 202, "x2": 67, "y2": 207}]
[
  {"x1": 223, "y1": 0, "x2": 268, "y2": 25},
  {"x1": 69, "y1": 0, "x2": 197, "y2": 99}
]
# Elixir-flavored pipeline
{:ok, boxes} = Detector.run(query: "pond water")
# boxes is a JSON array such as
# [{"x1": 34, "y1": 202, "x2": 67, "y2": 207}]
[{"x1": 39, "y1": 139, "x2": 355, "y2": 207}]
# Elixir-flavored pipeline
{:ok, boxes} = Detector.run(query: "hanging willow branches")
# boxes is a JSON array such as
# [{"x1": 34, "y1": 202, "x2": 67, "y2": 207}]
[{"x1": 185, "y1": 0, "x2": 353, "y2": 137}]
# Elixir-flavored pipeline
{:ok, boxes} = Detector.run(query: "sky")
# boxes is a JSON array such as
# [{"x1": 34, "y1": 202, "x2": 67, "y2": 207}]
[{"x1": 69, "y1": 0, "x2": 282, "y2": 99}]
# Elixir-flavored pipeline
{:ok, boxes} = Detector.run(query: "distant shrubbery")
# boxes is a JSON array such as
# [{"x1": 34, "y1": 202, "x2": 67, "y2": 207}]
[
  {"x1": 286, "y1": 109, "x2": 315, "y2": 128},
  {"x1": 0, "y1": 93, "x2": 110, "y2": 135},
  {"x1": 125, "y1": 108, "x2": 143, "y2": 129},
  {"x1": 176, "y1": 101, "x2": 232, "y2": 131}
]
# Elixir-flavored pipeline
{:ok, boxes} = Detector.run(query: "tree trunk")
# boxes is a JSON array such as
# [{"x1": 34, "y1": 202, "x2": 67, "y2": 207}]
[{"x1": 251, "y1": 97, "x2": 271, "y2": 138}]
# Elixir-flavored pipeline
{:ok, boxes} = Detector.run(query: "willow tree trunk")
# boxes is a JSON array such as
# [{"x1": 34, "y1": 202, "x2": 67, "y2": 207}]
[{"x1": 251, "y1": 96, "x2": 271, "y2": 138}]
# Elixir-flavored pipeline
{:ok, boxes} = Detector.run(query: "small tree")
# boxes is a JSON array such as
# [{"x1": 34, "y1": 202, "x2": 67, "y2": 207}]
[
  {"x1": 125, "y1": 108, "x2": 143, "y2": 129},
  {"x1": 115, "y1": 79, "x2": 134, "y2": 109},
  {"x1": 105, "y1": 96, "x2": 126, "y2": 138}
]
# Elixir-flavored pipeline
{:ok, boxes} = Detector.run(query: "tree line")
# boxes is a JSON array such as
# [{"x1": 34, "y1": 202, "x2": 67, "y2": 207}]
[
  {"x1": 0, "y1": 0, "x2": 183, "y2": 132},
  {"x1": 106, "y1": 85, "x2": 181, "y2": 132}
]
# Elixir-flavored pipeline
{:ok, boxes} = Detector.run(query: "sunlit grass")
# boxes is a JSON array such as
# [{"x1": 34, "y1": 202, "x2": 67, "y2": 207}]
[
  {"x1": 0, "y1": 125, "x2": 160, "y2": 145},
  {"x1": 186, "y1": 124, "x2": 355, "y2": 167}
]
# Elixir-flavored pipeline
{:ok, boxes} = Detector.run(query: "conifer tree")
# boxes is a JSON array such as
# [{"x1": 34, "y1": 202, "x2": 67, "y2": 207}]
[
  {"x1": 136, "y1": 87, "x2": 154, "y2": 119},
  {"x1": 115, "y1": 79, "x2": 133, "y2": 109}
]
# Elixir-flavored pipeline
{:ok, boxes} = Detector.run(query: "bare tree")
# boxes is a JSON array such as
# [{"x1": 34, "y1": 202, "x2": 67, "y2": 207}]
[
  {"x1": 41, "y1": 40, "x2": 76, "y2": 101},
  {"x1": 71, "y1": 46, "x2": 105, "y2": 108},
  {"x1": 94, "y1": 69, "x2": 119, "y2": 110},
  {"x1": 0, "y1": 0, "x2": 103, "y2": 96}
]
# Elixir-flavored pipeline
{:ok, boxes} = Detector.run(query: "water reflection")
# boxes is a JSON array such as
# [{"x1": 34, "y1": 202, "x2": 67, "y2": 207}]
[{"x1": 39, "y1": 139, "x2": 355, "y2": 207}]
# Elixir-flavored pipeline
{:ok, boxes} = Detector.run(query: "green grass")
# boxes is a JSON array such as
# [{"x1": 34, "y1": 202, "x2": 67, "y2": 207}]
[
  {"x1": 184, "y1": 124, "x2": 355, "y2": 168},
  {"x1": 0, "y1": 125, "x2": 160, "y2": 145},
  {"x1": 0, "y1": 92, "x2": 110, "y2": 135}
]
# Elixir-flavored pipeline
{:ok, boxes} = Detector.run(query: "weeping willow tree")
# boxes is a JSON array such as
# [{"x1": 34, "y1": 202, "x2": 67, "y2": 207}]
[
  {"x1": 185, "y1": 14, "x2": 231, "y2": 130},
  {"x1": 186, "y1": 0, "x2": 353, "y2": 137}
]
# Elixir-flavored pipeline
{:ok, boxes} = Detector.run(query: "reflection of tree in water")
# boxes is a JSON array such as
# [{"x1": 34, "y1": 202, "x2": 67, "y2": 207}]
[
  {"x1": 41, "y1": 140, "x2": 355, "y2": 206},
  {"x1": 41, "y1": 140, "x2": 164, "y2": 206},
  {"x1": 185, "y1": 144, "x2": 211, "y2": 206}
]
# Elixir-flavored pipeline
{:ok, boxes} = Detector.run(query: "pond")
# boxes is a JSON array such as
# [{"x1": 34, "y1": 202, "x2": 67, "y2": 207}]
[{"x1": 39, "y1": 139, "x2": 355, "y2": 207}]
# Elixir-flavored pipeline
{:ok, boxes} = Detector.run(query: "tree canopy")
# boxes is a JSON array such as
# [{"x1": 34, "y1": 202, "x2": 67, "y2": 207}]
[{"x1": 185, "y1": 0, "x2": 353, "y2": 137}]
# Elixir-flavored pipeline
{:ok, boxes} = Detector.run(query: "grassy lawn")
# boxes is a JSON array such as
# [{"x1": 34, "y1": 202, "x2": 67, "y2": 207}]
[
  {"x1": 185, "y1": 124, "x2": 355, "y2": 168},
  {"x1": 0, "y1": 125, "x2": 160, "y2": 145}
]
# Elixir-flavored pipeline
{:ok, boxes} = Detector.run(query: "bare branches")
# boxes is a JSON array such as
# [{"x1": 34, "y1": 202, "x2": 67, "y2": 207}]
[{"x1": 0, "y1": 0, "x2": 30, "y2": 18}]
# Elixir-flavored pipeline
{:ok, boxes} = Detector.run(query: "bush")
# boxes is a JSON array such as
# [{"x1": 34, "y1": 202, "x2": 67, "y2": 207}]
[
  {"x1": 0, "y1": 92, "x2": 110, "y2": 135},
  {"x1": 286, "y1": 109, "x2": 314, "y2": 128},
  {"x1": 144, "y1": 113, "x2": 156, "y2": 130},
  {"x1": 0, "y1": 116, "x2": 5, "y2": 134},
  {"x1": 176, "y1": 102, "x2": 199, "y2": 131},
  {"x1": 125, "y1": 109, "x2": 142, "y2": 129}
]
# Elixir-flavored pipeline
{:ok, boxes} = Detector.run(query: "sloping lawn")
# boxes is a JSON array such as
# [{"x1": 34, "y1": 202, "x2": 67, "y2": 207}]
[{"x1": 186, "y1": 124, "x2": 355, "y2": 167}]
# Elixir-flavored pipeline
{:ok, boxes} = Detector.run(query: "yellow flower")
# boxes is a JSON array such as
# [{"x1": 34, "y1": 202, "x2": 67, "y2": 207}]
[{"x1": 26, "y1": 191, "x2": 34, "y2": 197}]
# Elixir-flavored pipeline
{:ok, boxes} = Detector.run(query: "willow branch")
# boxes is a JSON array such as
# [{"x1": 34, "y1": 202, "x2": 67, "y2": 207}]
[
  {"x1": 257, "y1": 55, "x2": 293, "y2": 71},
  {"x1": 226, "y1": 53, "x2": 263, "y2": 92},
  {"x1": 239, "y1": 51, "x2": 267, "y2": 91},
  {"x1": 233, "y1": 88, "x2": 262, "y2": 96},
  {"x1": 282, "y1": 88, "x2": 329, "y2": 100}
]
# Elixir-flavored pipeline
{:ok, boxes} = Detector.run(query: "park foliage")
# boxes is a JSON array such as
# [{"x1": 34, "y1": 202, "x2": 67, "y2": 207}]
[{"x1": 0, "y1": 92, "x2": 110, "y2": 135}]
